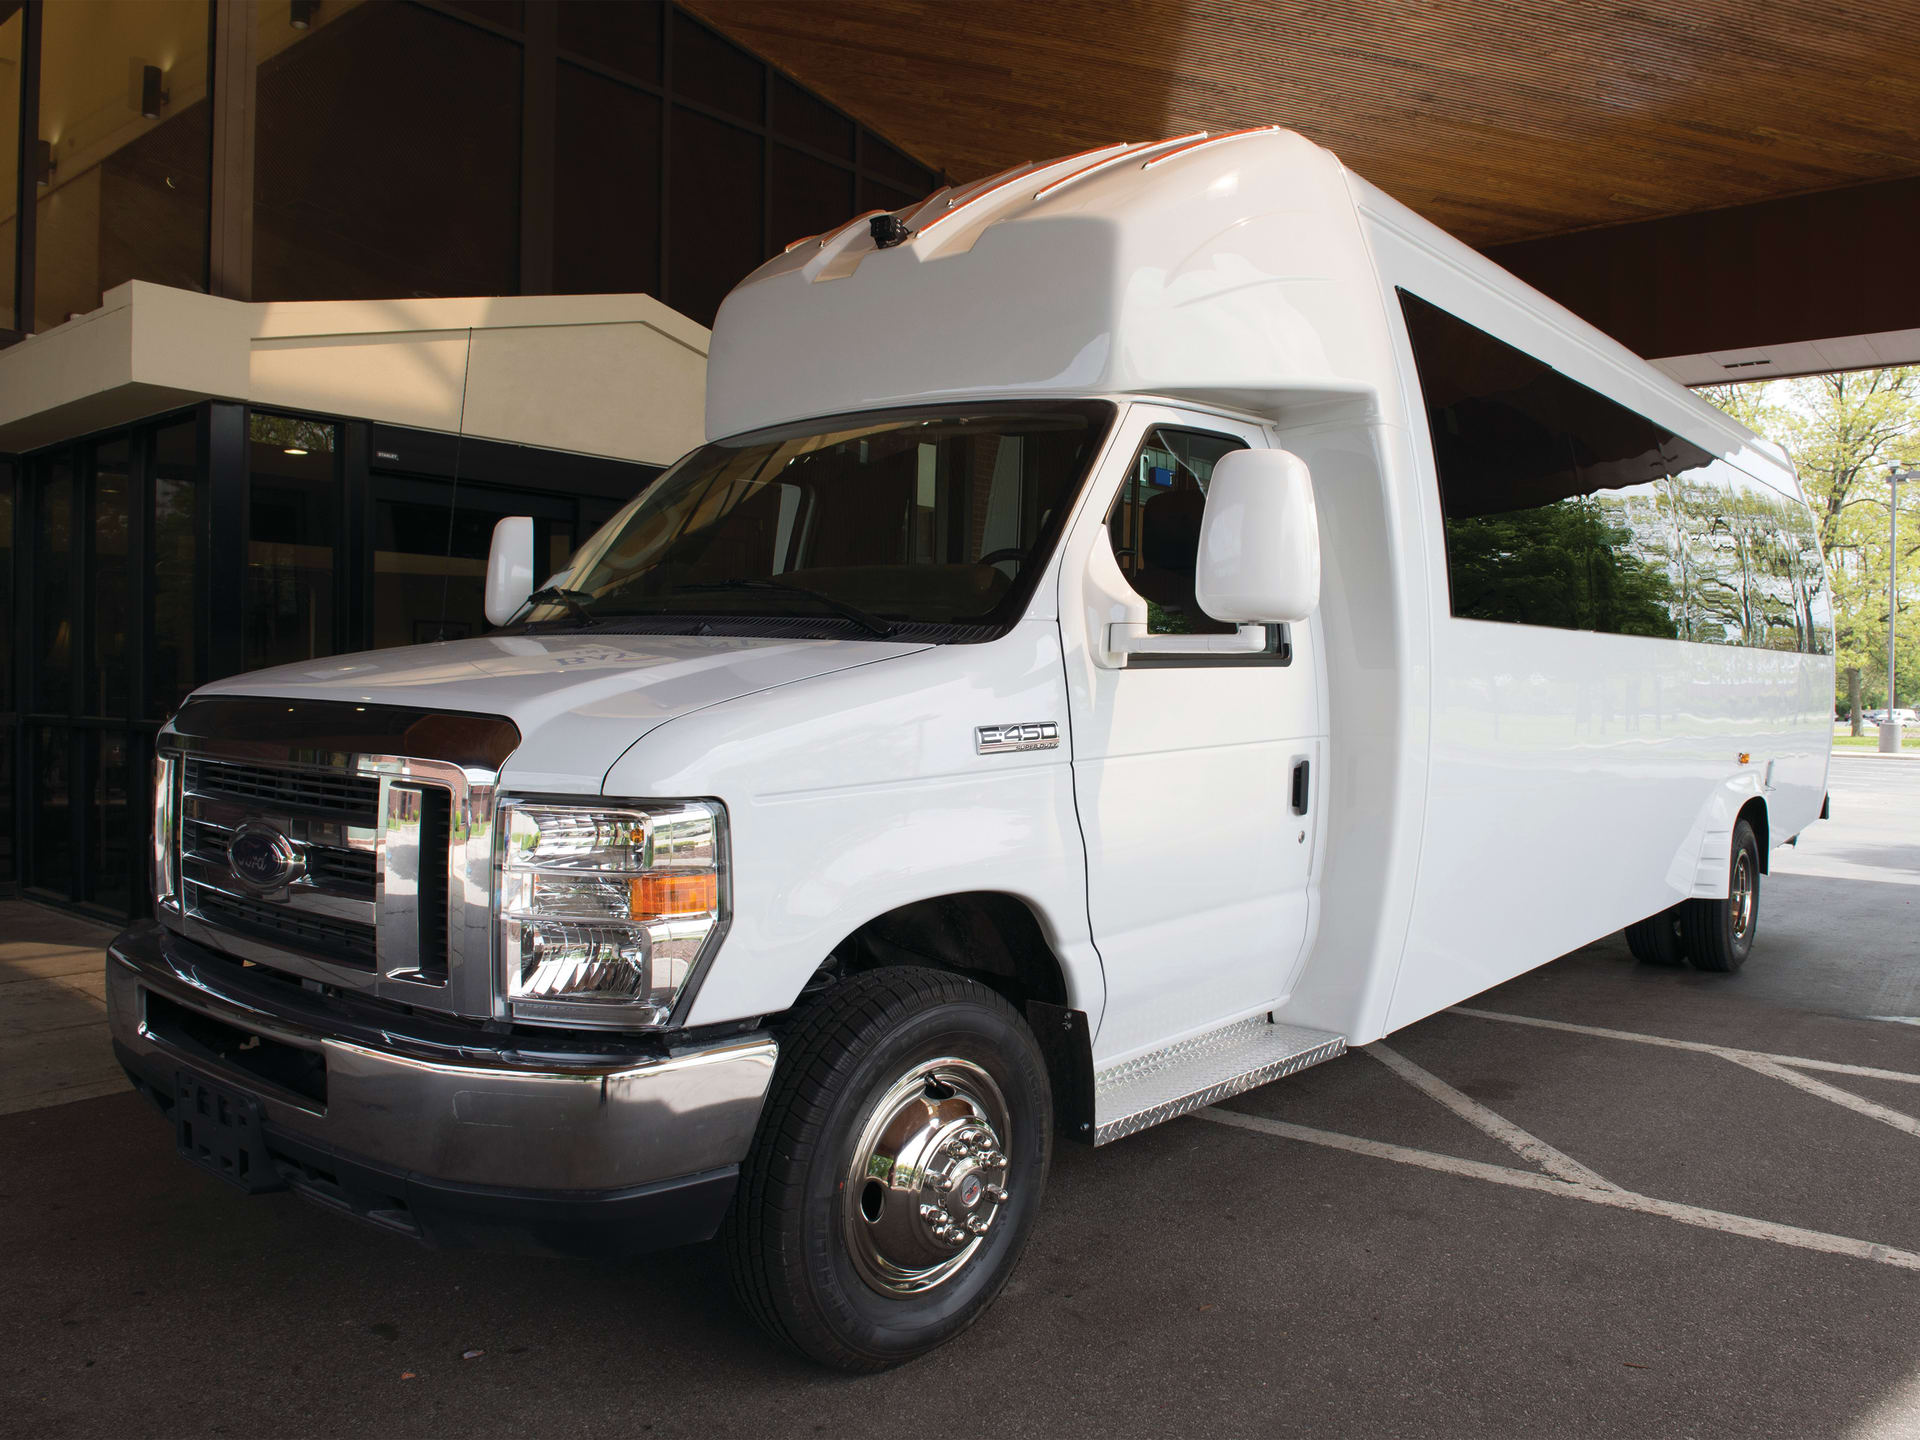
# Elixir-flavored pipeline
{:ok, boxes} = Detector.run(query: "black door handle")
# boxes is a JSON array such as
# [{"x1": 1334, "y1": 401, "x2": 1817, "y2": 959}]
[{"x1": 1290, "y1": 758, "x2": 1311, "y2": 815}]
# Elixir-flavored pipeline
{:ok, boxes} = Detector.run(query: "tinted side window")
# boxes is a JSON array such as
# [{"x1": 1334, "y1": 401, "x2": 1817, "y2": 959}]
[
  {"x1": 1105, "y1": 427, "x2": 1245, "y2": 635},
  {"x1": 1400, "y1": 291, "x2": 1828, "y2": 654}
]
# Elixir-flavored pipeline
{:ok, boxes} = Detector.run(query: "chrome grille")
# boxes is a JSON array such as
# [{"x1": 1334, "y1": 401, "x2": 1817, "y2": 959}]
[
  {"x1": 183, "y1": 758, "x2": 380, "y2": 822},
  {"x1": 159, "y1": 740, "x2": 502, "y2": 1020},
  {"x1": 193, "y1": 889, "x2": 379, "y2": 968}
]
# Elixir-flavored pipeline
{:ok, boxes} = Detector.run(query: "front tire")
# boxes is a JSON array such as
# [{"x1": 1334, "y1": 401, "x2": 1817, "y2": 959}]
[
  {"x1": 724, "y1": 967, "x2": 1053, "y2": 1371},
  {"x1": 1681, "y1": 817, "x2": 1761, "y2": 972}
]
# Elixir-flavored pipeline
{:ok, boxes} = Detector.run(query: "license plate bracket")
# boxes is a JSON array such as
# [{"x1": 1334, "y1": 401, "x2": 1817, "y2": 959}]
[{"x1": 174, "y1": 1072, "x2": 287, "y2": 1194}]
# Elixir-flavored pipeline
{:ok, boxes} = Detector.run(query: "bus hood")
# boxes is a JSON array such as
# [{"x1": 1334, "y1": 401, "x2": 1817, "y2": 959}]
[{"x1": 189, "y1": 632, "x2": 932, "y2": 792}]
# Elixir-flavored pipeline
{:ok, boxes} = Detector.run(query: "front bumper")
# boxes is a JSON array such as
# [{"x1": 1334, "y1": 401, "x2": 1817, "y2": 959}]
[{"x1": 106, "y1": 921, "x2": 777, "y2": 1256}]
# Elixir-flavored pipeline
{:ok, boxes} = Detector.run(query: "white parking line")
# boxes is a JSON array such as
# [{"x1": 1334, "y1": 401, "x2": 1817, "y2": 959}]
[
  {"x1": 1724, "y1": 1054, "x2": 1920, "y2": 1139},
  {"x1": 1452, "y1": 1007, "x2": 1920, "y2": 1086},
  {"x1": 1196, "y1": 1107, "x2": 1920, "y2": 1273},
  {"x1": 1367, "y1": 1043, "x2": 1617, "y2": 1190}
]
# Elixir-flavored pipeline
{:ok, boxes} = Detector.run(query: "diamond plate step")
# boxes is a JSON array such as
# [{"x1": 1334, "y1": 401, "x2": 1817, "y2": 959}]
[{"x1": 1093, "y1": 1015, "x2": 1347, "y2": 1144}]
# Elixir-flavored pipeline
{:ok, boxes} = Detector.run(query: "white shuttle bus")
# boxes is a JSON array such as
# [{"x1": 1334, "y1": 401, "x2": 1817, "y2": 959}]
[{"x1": 109, "y1": 129, "x2": 1833, "y2": 1369}]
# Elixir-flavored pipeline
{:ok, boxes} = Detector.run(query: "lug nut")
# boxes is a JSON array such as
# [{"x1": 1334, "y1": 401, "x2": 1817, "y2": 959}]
[
  {"x1": 985, "y1": 1184, "x2": 1008, "y2": 1202},
  {"x1": 966, "y1": 1215, "x2": 989, "y2": 1234}
]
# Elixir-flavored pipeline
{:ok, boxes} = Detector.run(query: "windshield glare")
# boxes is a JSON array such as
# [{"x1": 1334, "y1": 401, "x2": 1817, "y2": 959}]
[{"x1": 528, "y1": 402, "x2": 1114, "y2": 634}]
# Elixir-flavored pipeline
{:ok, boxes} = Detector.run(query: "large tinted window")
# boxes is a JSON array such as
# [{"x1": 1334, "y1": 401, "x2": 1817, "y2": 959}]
[
  {"x1": 1400, "y1": 291, "x2": 1831, "y2": 654},
  {"x1": 254, "y1": 3, "x2": 521, "y2": 301},
  {"x1": 530, "y1": 404, "x2": 1114, "y2": 638}
]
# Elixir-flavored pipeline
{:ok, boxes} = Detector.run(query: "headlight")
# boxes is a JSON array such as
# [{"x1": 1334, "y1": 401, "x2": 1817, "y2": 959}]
[{"x1": 496, "y1": 799, "x2": 727, "y2": 1029}]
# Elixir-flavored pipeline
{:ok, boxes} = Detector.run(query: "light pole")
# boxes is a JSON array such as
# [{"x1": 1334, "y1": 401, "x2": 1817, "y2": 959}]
[{"x1": 1887, "y1": 470, "x2": 1920, "y2": 751}]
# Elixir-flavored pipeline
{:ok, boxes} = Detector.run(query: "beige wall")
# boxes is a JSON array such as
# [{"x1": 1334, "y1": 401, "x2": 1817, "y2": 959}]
[{"x1": 0, "y1": 281, "x2": 710, "y2": 466}]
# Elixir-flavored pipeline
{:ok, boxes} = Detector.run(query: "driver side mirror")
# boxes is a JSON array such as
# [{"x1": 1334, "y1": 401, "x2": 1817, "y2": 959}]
[
  {"x1": 1196, "y1": 449, "x2": 1320, "y2": 624},
  {"x1": 484, "y1": 515, "x2": 536, "y2": 627}
]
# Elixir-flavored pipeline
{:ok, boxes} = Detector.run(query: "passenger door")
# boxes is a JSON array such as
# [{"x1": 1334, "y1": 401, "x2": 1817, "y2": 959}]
[{"x1": 1058, "y1": 405, "x2": 1323, "y2": 1063}]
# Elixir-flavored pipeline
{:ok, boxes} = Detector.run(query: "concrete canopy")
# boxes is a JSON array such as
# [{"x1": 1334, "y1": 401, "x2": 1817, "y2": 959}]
[{"x1": 689, "y1": 0, "x2": 1920, "y2": 380}]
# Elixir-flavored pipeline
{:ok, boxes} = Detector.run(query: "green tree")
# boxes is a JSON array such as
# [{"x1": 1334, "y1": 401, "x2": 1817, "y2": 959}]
[{"x1": 1701, "y1": 368, "x2": 1920, "y2": 705}]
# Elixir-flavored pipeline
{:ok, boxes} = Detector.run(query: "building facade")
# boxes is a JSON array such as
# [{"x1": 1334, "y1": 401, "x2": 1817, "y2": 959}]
[{"x1": 0, "y1": 0, "x2": 942, "y2": 920}]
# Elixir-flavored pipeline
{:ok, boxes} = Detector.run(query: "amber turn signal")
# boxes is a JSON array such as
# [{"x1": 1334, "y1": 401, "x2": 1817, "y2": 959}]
[{"x1": 629, "y1": 871, "x2": 718, "y2": 918}]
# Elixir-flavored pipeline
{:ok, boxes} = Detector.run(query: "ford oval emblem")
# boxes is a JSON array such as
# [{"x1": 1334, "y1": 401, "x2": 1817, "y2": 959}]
[{"x1": 227, "y1": 823, "x2": 303, "y2": 892}]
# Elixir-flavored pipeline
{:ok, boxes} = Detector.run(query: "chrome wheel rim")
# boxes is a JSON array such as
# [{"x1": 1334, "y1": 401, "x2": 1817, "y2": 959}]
[
  {"x1": 842, "y1": 1056, "x2": 1013, "y2": 1298},
  {"x1": 1730, "y1": 851, "x2": 1756, "y2": 942}
]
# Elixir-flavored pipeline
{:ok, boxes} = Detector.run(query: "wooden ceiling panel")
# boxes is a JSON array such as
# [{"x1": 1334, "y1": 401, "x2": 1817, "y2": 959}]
[{"x1": 686, "y1": 0, "x2": 1920, "y2": 246}]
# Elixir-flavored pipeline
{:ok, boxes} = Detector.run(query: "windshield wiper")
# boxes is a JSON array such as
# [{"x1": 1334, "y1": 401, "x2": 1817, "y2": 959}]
[
  {"x1": 521, "y1": 585, "x2": 598, "y2": 626},
  {"x1": 675, "y1": 578, "x2": 899, "y2": 638}
]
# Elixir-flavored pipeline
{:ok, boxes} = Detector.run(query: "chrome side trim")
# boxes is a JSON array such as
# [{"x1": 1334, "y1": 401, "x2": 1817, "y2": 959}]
[
  {"x1": 1093, "y1": 1015, "x2": 1347, "y2": 1145},
  {"x1": 377, "y1": 782, "x2": 424, "y2": 979}
]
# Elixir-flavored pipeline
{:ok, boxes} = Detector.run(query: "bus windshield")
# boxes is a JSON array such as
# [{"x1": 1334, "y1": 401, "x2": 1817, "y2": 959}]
[{"x1": 523, "y1": 401, "x2": 1114, "y2": 638}]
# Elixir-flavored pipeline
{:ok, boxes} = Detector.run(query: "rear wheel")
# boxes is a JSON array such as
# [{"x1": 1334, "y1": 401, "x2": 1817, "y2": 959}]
[
  {"x1": 1681, "y1": 817, "x2": 1761, "y2": 973},
  {"x1": 1624, "y1": 907, "x2": 1689, "y2": 967},
  {"x1": 724, "y1": 966, "x2": 1053, "y2": 1371}
]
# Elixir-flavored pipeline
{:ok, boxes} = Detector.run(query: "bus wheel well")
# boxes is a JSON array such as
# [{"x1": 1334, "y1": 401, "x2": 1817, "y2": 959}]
[
  {"x1": 1738, "y1": 796, "x2": 1770, "y2": 873},
  {"x1": 826, "y1": 892, "x2": 1070, "y2": 1012}
]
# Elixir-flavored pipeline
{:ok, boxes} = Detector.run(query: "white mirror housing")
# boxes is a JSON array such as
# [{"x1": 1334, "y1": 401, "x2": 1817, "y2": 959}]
[
  {"x1": 484, "y1": 515, "x2": 536, "y2": 627},
  {"x1": 1195, "y1": 449, "x2": 1321, "y2": 624}
]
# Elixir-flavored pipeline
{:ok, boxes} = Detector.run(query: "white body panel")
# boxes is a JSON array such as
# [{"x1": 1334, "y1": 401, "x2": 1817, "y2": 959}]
[
  {"x1": 183, "y1": 129, "x2": 1834, "y2": 1068},
  {"x1": 1053, "y1": 402, "x2": 1327, "y2": 1065}
]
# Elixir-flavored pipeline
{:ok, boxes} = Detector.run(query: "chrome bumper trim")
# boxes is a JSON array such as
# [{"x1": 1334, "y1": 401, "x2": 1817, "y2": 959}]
[{"x1": 107, "y1": 921, "x2": 777, "y2": 1193}]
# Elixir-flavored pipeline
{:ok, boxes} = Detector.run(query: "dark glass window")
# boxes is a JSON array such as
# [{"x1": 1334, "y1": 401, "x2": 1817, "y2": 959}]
[
  {"x1": 34, "y1": 456, "x2": 73, "y2": 710},
  {"x1": 245, "y1": 415, "x2": 339, "y2": 671},
  {"x1": 151, "y1": 420, "x2": 206, "y2": 717},
  {"x1": 669, "y1": 108, "x2": 763, "y2": 328},
  {"x1": 672, "y1": 11, "x2": 764, "y2": 123},
  {"x1": 1105, "y1": 428, "x2": 1247, "y2": 636},
  {"x1": 89, "y1": 731, "x2": 133, "y2": 913},
  {"x1": 445, "y1": 0, "x2": 522, "y2": 30},
  {"x1": 0, "y1": 460, "x2": 13, "y2": 712},
  {"x1": 772, "y1": 73, "x2": 853, "y2": 160},
  {"x1": 555, "y1": 66, "x2": 663, "y2": 297},
  {"x1": 371, "y1": 480, "x2": 573, "y2": 650},
  {"x1": 0, "y1": 459, "x2": 10, "y2": 887},
  {"x1": 254, "y1": 3, "x2": 521, "y2": 301},
  {"x1": 1399, "y1": 291, "x2": 1831, "y2": 653},
  {"x1": 0, "y1": 727, "x2": 13, "y2": 886},
  {"x1": 558, "y1": 0, "x2": 663, "y2": 82},
  {"x1": 89, "y1": 440, "x2": 132, "y2": 717},
  {"x1": 30, "y1": 727, "x2": 71, "y2": 895},
  {"x1": 773, "y1": 145, "x2": 855, "y2": 253},
  {"x1": 0, "y1": 9, "x2": 20, "y2": 330},
  {"x1": 33, "y1": 2, "x2": 210, "y2": 329}
]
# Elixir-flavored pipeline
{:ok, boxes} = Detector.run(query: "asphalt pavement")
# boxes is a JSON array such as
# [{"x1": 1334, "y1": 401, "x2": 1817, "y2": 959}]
[{"x1": 5, "y1": 754, "x2": 1918, "y2": 1439}]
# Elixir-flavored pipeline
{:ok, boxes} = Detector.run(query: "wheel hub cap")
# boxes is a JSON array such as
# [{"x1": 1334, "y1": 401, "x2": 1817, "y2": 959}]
[
  {"x1": 843, "y1": 1057, "x2": 1012, "y2": 1296},
  {"x1": 1732, "y1": 854, "x2": 1755, "y2": 940}
]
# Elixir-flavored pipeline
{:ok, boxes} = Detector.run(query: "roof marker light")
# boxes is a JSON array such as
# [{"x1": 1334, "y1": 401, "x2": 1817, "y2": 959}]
[
  {"x1": 1034, "y1": 132, "x2": 1207, "y2": 200},
  {"x1": 1139, "y1": 125, "x2": 1282, "y2": 170}
]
